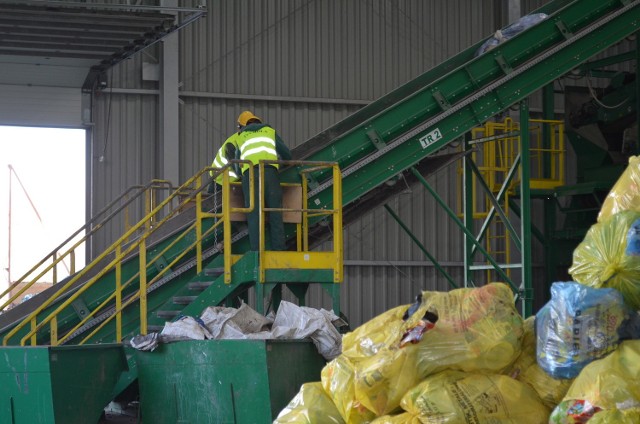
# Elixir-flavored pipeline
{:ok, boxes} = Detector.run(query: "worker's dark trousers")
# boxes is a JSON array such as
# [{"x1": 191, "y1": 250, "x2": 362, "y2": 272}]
[{"x1": 242, "y1": 165, "x2": 285, "y2": 251}]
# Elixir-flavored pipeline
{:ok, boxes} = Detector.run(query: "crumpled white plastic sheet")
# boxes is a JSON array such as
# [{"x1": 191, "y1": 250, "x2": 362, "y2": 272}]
[
  {"x1": 130, "y1": 332, "x2": 160, "y2": 351},
  {"x1": 159, "y1": 315, "x2": 212, "y2": 342},
  {"x1": 271, "y1": 301, "x2": 342, "y2": 360},
  {"x1": 200, "y1": 302, "x2": 273, "y2": 339},
  {"x1": 131, "y1": 301, "x2": 343, "y2": 360}
]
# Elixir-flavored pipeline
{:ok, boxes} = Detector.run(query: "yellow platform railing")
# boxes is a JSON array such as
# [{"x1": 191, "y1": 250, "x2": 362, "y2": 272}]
[
  {"x1": 457, "y1": 117, "x2": 565, "y2": 281},
  {"x1": 258, "y1": 160, "x2": 343, "y2": 284}
]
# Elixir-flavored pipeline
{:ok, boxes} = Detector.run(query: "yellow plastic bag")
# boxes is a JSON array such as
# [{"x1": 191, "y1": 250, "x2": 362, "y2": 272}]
[
  {"x1": 400, "y1": 370, "x2": 550, "y2": 423},
  {"x1": 589, "y1": 408, "x2": 640, "y2": 424},
  {"x1": 598, "y1": 155, "x2": 640, "y2": 222},
  {"x1": 341, "y1": 305, "x2": 409, "y2": 360},
  {"x1": 273, "y1": 382, "x2": 345, "y2": 424},
  {"x1": 370, "y1": 412, "x2": 421, "y2": 424},
  {"x1": 321, "y1": 355, "x2": 376, "y2": 424},
  {"x1": 549, "y1": 340, "x2": 640, "y2": 423},
  {"x1": 506, "y1": 317, "x2": 573, "y2": 409},
  {"x1": 569, "y1": 210, "x2": 640, "y2": 309},
  {"x1": 354, "y1": 283, "x2": 523, "y2": 416}
]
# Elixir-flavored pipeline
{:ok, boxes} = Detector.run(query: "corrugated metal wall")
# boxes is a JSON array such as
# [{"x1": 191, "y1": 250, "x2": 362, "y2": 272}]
[{"x1": 90, "y1": 0, "x2": 556, "y2": 328}]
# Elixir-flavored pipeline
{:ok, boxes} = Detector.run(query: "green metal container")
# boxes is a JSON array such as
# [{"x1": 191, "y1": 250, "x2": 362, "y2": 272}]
[
  {"x1": 136, "y1": 339, "x2": 326, "y2": 424},
  {"x1": 0, "y1": 344, "x2": 128, "y2": 424}
]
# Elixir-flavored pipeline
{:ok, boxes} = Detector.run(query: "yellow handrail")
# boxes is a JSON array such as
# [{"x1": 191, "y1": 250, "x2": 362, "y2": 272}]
[
  {"x1": 258, "y1": 160, "x2": 343, "y2": 284},
  {"x1": 4, "y1": 165, "x2": 242, "y2": 346},
  {"x1": 0, "y1": 180, "x2": 173, "y2": 311}
]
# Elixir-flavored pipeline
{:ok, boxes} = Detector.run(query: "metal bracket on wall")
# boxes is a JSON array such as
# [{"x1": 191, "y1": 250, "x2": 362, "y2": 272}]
[
  {"x1": 71, "y1": 298, "x2": 91, "y2": 322},
  {"x1": 494, "y1": 55, "x2": 512, "y2": 75},
  {"x1": 431, "y1": 91, "x2": 451, "y2": 110},
  {"x1": 154, "y1": 256, "x2": 170, "y2": 274},
  {"x1": 366, "y1": 129, "x2": 386, "y2": 150},
  {"x1": 555, "y1": 20, "x2": 573, "y2": 39},
  {"x1": 432, "y1": 91, "x2": 451, "y2": 111}
]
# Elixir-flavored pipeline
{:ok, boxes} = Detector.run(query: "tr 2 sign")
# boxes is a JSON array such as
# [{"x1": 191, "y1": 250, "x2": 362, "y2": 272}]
[{"x1": 419, "y1": 128, "x2": 442, "y2": 149}]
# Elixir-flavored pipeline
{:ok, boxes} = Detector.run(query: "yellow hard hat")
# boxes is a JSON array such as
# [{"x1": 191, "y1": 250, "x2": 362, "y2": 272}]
[{"x1": 237, "y1": 110, "x2": 261, "y2": 126}]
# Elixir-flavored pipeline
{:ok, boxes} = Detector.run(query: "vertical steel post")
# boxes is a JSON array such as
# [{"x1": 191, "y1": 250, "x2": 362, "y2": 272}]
[
  {"x1": 259, "y1": 164, "x2": 266, "y2": 283},
  {"x1": 222, "y1": 171, "x2": 232, "y2": 284},
  {"x1": 195, "y1": 175, "x2": 203, "y2": 274},
  {"x1": 139, "y1": 240, "x2": 147, "y2": 335},
  {"x1": 115, "y1": 245, "x2": 122, "y2": 342},
  {"x1": 543, "y1": 194, "x2": 556, "y2": 304},
  {"x1": 463, "y1": 134, "x2": 475, "y2": 286},
  {"x1": 543, "y1": 84, "x2": 555, "y2": 178},
  {"x1": 520, "y1": 100, "x2": 533, "y2": 317},
  {"x1": 333, "y1": 164, "x2": 343, "y2": 283}
]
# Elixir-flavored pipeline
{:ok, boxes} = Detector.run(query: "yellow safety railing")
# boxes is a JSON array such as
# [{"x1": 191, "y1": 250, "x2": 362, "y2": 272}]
[
  {"x1": 258, "y1": 160, "x2": 343, "y2": 284},
  {"x1": 0, "y1": 179, "x2": 174, "y2": 312},
  {"x1": 457, "y1": 117, "x2": 565, "y2": 281},
  {"x1": 3, "y1": 163, "x2": 249, "y2": 346}
]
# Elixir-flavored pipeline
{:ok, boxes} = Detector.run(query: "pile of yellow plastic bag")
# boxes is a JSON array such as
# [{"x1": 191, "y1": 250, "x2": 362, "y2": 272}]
[
  {"x1": 273, "y1": 382, "x2": 345, "y2": 424},
  {"x1": 598, "y1": 155, "x2": 640, "y2": 222},
  {"x1": 506, "y1": 317, "x2": 573, "y2": 409},
  {"x1": 321, "y1": 355, "x2": 376, "y2": 423},
  {"x1": 549, "y1": 340, "x2": 640, "y2": 423},
  {"x1": 570, "y1": 210, "x2": 640, "y2": 309},
  {"x1": 370, "y1": 413, "x2": 420, "y2": 424},
  {"x1": 319, "y1": 283, "x2": 524, "y2": 419},
  {"x1": 398, "y1": 370, "x2": 549, "y2": 423}
]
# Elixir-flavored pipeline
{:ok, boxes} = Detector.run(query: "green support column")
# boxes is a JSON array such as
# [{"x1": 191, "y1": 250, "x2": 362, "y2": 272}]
[
  {"x1": 543, "y1": 194, "x2": 557, "y2": 304},
  {"x1": 463, "y1": 134, "x2": 475, "y2": 286},
  {"x1": 520, "y1": 100, "x2": 534, "y2": 317},
  {"x1": 543, "y1": 83, "x2": 555, "y2": 178}
]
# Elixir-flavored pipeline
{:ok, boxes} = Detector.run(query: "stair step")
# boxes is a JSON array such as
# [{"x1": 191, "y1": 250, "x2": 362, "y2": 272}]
[
  {"x1": 188, "y1": 281, "x2": 213, "y2": 290},
  {"x1": 204, "y1": 267, "x2": 224, "y2": 277},
  {"x1": 173, "y1": 296, "x2": 198, "y2": 305},
  {"x1": 156, "y1": 310, "x2": 181, "y2": 319}
]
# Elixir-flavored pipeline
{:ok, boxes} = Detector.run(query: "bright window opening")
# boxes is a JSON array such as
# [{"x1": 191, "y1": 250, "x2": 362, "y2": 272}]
[{"x1": 0, "y1": 126, "x2": 86, "y2": 305}]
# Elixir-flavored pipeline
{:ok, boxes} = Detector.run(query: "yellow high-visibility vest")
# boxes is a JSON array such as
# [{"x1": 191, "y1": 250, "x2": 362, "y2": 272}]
[
  {"x1": 210, "y1": 133, "x2": 240, "y2": 184},
  {"x1": 236, "y1": 126, "x2": 278, "y2": 173}
]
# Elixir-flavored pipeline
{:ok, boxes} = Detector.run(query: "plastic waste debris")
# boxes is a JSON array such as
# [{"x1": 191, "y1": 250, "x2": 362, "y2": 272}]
[
  {"x1": 476, "y1": 13, "x2": 548, "y2": 56},
  {"x1": 536, "y1": 282, "x2": 631, "y2": 379}
]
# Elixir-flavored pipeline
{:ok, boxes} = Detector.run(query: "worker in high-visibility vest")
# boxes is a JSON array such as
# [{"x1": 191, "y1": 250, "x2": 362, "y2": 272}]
[
  {"x1": 235, "y1": 110, "x2": 291, "y2": 250},
  {"x1": 209, "y1": 132, "x2": 241, "y2": 186}
]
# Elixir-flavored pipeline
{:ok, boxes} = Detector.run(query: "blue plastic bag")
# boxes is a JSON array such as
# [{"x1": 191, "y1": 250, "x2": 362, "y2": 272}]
[
  {"x1": 536, "y1": 282, "x2": 631, "y2": 379},
  {"x1": 476, "y1": 13, "x2": 548, "y2": 56}
]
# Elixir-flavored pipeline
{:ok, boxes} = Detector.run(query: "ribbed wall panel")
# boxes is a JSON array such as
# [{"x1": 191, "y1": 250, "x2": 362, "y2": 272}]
[
  {"x1": 179, "y1": 0, "x2": 499, "y2": 98},
  {"x1": 90, "y1": 0, "x2": 568, "y2": 327},
  {"x1": 90, "y1": 93, "x2": 158, "y2": 250}
]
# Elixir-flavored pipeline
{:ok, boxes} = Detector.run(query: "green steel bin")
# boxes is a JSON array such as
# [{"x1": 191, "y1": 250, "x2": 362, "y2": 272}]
[
  {"x1": 136, "y1": 339, "x2": 326, "y2": 424},
  {"x1": 0, "y1": 344, "x2": 128, "y2": 424}
]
